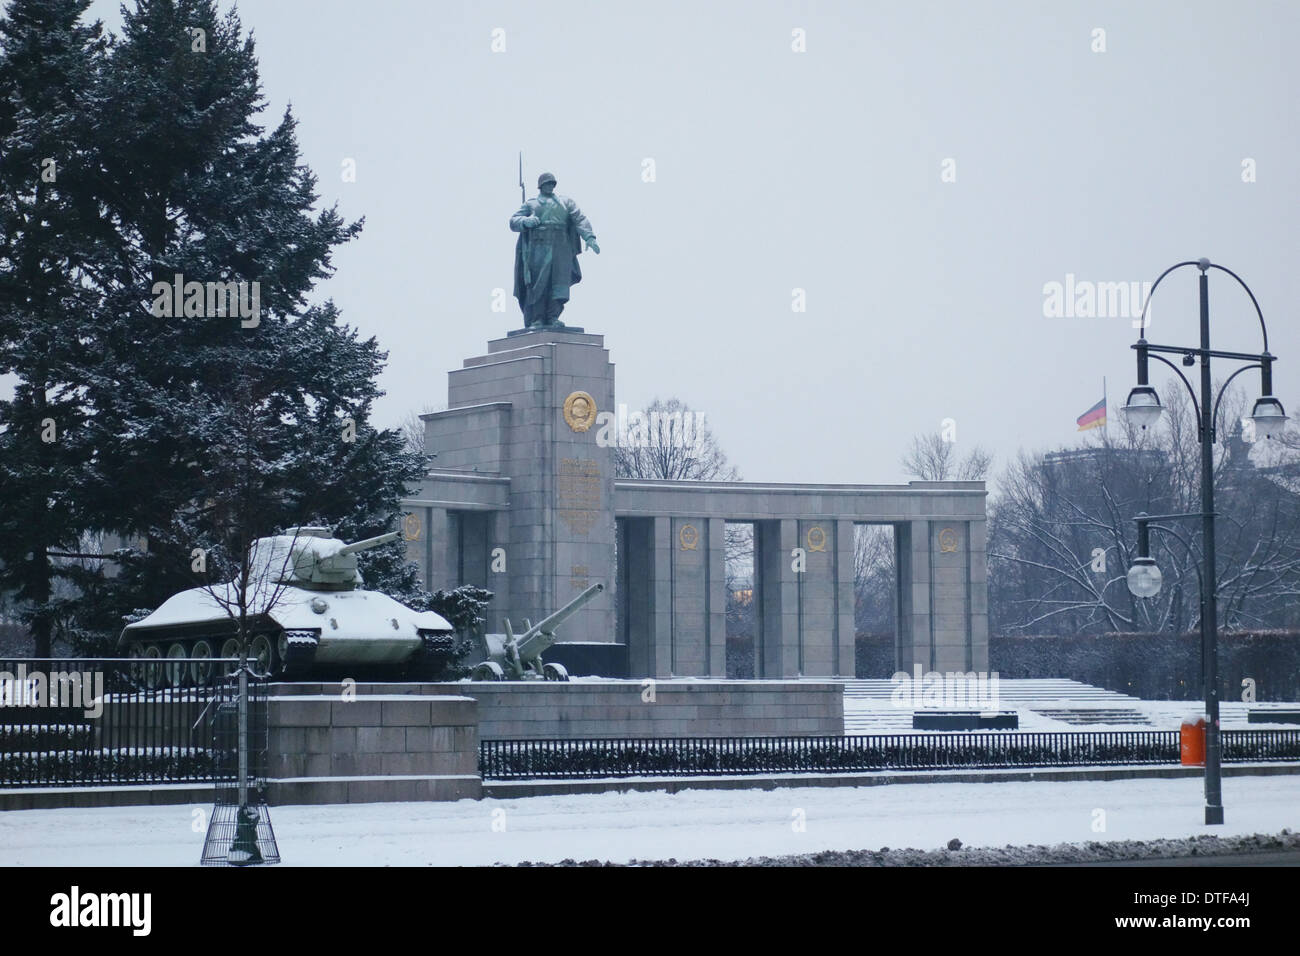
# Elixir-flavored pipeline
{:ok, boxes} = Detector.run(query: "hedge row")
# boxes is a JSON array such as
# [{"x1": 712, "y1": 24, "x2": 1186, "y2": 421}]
[{"x1": 0, "y1": 747, "x2": 221, "y2": 787}]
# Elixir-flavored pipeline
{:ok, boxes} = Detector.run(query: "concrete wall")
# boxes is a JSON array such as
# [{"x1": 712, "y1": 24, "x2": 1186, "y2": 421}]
[
  {"x1": 264, "y1": 692, "x2": 481, "y2": 804},
  {"x1": 420, "y1": 680, "x2": 844, "y2": 739}
]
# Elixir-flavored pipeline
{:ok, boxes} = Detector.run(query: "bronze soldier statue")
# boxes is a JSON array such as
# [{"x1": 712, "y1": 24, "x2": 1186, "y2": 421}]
[{"x1": 510, "y1": 172, "x2": 600, "y2": 328}]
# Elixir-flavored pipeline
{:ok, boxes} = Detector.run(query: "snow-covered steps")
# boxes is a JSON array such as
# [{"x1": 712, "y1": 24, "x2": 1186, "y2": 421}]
[
  {"x1": 1029, "y1": 707, "x2": 1153, "y2": 727},
  {"x1": 839, "y1": 678, "x2": 1139, "y2": 704}
]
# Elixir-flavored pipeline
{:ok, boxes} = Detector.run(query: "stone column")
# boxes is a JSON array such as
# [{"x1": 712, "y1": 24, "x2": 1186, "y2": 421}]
[
  {"x1": 706, "y1": 517, "x2": 727, "y2": 677},
  {"x1": 758, "y1": 518, "x2": 799, "y2": 678},
  {"x1": 930, "y1": 521, "x2": 971, "y2": 672},
  {"x1": 649, "y1": 515, "x2": 673, "y2": 677},
  {"x1": 670, "y1": 518, "x2": 708, "y2": 676},
  {"x1": 897, "y1": 519, "x2": 933, "y2": 673},
  {"x1": 795, "y1": 519, "x2": 836, "y2": 676},
  {"x1": 970, "y1": 519, "x2": 989, "y2": 671},
  {"x1": 834, "y1": 519, "x2": 857, "y2": 677}
]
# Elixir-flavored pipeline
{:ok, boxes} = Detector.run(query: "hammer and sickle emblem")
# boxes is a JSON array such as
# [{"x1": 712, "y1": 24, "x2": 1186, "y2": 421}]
[
  {"x1": 403, "y1": 513, "x2": 422, "y2": 541},
  {"x1": 805, "y1": 526, "x2": 827, "y2": 552},
  {"x1": 563, "y1": 390, "x2": 597, "y2": 433},
  {"x1": 939, "y1": 527, "x2": 959, "y2": 553},
  {"x1": 678, "y1": 524, "x2": 699, "y2": 550}
]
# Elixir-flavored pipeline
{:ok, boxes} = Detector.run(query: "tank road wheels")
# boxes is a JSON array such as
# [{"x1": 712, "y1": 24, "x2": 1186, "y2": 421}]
[
  {"x1": 248, "y1": 635, "x2": 276, "y2": 679},
  {"x1": 142, "y1": 645, "x2": 164, "y2": 690},
  {"x1": 542, "y1": 662, "x2": 570, "y2": 682},
  {"x1": 128, "y1": 642, "x2": 146, "y2": 685},
  {"x1": 165, "y1": 643, "x2": 189, "y2": 688},
  {"x1": 472, "y1": 661, "x2": 506, "y2": 681},
  {"x1": 220, "y1": 638, "x2": 244, "y2": 676},
  {"x1": 190, "y1": 640, "x2": 214, "y2": 685}
]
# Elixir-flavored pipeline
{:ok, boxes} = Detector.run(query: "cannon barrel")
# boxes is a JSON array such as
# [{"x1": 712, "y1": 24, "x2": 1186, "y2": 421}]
[
  {"x1": 336, "y1": 530, "x2": 403, "y2": 556},
  {"x1": 515, "y1": 582, "x2": 605, "y2": 659}
]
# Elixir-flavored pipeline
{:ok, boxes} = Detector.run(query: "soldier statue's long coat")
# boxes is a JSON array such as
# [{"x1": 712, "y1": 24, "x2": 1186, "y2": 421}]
[{"x1": 510, "y1": 194, "x2": 594, "y2": 313}]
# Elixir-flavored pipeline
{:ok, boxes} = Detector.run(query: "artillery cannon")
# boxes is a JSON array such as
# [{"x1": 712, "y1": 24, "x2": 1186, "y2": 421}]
[
  {"x1": 120, "y1": 527, "x2": 454, "y2": 685},
  {"x1": 471, "y1": 582, "x2": 604, "y2": 682}
]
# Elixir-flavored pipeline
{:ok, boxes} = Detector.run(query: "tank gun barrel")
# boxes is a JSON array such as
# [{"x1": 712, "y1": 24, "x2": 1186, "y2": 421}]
[{"x1": 336, "y1": 531, "x2": 403, "y2": 556}]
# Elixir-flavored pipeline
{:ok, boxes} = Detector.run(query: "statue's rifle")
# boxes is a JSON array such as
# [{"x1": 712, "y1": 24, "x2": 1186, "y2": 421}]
[{"x1": 518, "y1": 151, "x2": 531, "y2": 285}]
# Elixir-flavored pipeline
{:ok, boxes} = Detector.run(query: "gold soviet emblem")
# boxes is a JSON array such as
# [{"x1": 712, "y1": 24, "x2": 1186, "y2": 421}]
[
  {"x1": 678, "y1": 524, "x2": 699, "y2": 550},
  {"x1": 563, "y1": 391, "x2": 597, "y2": 432},
  {"x1": 402, "y1": 513, "x2": 422, "y2": 541},
  {"x1": 806, "y1": 526, "x2": 827, "y2": 552},
  {"x1": 939, "y1": 527, "x2": 959, "y2": 553}
]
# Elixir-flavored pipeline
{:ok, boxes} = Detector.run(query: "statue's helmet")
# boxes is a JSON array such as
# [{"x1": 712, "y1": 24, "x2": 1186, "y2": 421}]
[{"x1": 537, "y1": 172, "x2": 557, "y2": 188}]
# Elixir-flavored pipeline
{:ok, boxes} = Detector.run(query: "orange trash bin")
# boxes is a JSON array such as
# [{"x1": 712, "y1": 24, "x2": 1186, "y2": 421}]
[{"x1": 1180, "y1": 716, "x2": 1206, "y2": 766}]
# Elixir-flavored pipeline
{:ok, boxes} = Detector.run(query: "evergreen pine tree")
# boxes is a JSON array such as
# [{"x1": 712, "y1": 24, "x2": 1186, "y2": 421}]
[{"x1": 0, "y1": 0, "x2": 109, "y2": 655}]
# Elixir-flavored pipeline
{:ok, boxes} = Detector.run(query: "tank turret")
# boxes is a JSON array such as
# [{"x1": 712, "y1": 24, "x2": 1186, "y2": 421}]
[{"x1": 248, "y1": 527, "x2": 403, "y2": 592}]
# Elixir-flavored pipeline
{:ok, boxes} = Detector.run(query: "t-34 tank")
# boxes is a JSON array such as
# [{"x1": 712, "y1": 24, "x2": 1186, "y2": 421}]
[{"x1": 119, "y1": 527, "x2": 455, "y2": 686}]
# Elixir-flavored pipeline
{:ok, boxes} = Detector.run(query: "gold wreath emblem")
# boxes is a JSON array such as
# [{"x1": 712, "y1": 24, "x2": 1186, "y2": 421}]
[
  {"x1": 402, "y1": 513, "x2": 422, "y2": 541},
  {"x1": 806, "y1": 526, "x2": 827, "y2": 552},
  {"x1": 938, "y1": 527, "x2": 959, "y2": 553},
  {"x1": 679, "y1": 524, "x2": 699, "y2": 550},
  {"x1": 563, "y1": 391, "x2": 597, "y2": 432}
]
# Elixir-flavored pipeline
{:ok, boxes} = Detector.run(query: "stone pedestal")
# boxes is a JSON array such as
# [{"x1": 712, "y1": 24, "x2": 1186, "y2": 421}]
[{"x1": 424, "y1": 329, "x2": 616, "y2": 644}]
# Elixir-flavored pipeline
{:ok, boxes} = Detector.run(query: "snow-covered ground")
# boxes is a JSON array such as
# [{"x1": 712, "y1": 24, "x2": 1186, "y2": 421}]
[{"x1": 2, "y1": 773, "x2": 1297, "y2": 866}]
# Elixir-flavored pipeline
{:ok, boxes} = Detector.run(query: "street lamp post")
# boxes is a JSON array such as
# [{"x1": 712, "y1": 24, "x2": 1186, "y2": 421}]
[{"x1": 1121, "y1": 258, "x2": 1286, "y2": 827}]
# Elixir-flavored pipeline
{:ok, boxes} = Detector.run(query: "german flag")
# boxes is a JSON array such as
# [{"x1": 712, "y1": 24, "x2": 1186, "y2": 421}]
[{"x1": 1077, "y1": 396, "x2": 1106, "y2": 431}]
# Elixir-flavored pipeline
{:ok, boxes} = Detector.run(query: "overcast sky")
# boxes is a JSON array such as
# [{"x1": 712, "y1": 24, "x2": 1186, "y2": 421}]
[{"x1": 72, "y1": 0, "x2": 1300, "y2": 486}]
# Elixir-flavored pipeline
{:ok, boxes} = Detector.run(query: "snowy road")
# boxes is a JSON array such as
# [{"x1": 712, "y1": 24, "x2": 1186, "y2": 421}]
[{"x1": 1, "y1": 774, "x2": 1298, "y2": 866}]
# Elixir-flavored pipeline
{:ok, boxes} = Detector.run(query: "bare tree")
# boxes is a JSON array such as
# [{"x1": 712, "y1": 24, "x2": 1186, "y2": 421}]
[
  {"x1": 398, "y1": 404, "x2": 443, "y2": 460},
  {"x1": 614, "y1": 397, "x2": 741, "y2": 480},
  {"x1": 901, "y1": 432, "x2": 992, "y2": 481},
  {"x1": 987, "y1": 378, "x2": 1300, "y2": 635},
  {"x1": 853, "y1": 524, "x2": 896, "y2": 636}
]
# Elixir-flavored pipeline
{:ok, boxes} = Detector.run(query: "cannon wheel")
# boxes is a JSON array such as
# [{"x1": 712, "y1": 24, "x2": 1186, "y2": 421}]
[
  {"x1": 190, "y1": 640, "x2": 213, "y2": 685},
  {"x1": 472, "y1": 661, "x2": 506, "y2": 681},
  {"x1": 542, "y1": 662, "x2": 570, "y2": 682},
  {"x1": 165, "y1": 643, "x2": 189, "y2": 688}
]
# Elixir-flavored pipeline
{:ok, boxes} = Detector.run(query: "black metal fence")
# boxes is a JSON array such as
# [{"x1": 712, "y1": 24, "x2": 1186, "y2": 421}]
[
  {"x1": 480, "y1": 729, "x2": 1300, "y2": 780},
  {"x1": 0, "y1": 657, "x2": 260, "y2": 788}
]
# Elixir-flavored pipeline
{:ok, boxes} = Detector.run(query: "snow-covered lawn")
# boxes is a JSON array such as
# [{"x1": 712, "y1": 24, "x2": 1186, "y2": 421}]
[{"x1": 2, "y1": 773, "x2": 1297, "y2": 866}]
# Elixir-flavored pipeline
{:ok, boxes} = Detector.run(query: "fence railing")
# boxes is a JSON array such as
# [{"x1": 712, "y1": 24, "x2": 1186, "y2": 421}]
[
  {"x1": 479, "y1": 729, "x2": 1300, "y2": 780},
  {"x1": 0, "y1": 657, "x2": 261, "y2": 788}
]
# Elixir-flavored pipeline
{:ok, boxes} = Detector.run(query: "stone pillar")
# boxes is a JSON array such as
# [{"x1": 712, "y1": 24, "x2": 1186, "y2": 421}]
[
  {"x1": 486, "y1": 510, "x2": 511, "y2": 628},
  {"x1": 758, "y1": 518, "x2": 799, "y2": 678},
  {"x1": 970, "y1": 519, "x2": 989, "y2": 671},
  {"x1": 424, "y1": 507, "x2": 451, "y2": 595},
  {"x1": 670, "y1": 517, "x2": 708, "y2": 676},
  {"x1": 649, "y1": 515, "x2": 673, "y2": 677},
  {"x1": 706, "y1": 517, "x2": 726, "y2": 677},
  {"x1": 930, "y1": 521, "x2": 971, "y2": 672},
  {"x1": 898, "y1": 519, "x2": 933, "y2": 673},
  {"x1": 834, "y1": 519, "x2": 857, "y2": 677},
  {"x1": 795, "y1": 519, "x2": 836, "y2": 676},
  {"x1": 443, "y1": 329, "x2": 616, "y2": 644}
]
